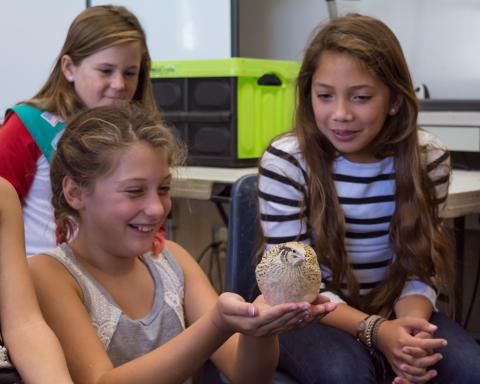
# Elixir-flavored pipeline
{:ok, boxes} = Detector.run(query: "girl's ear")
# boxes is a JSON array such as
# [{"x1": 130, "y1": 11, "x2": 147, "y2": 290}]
[
  {"x1": 62, "y1": 176, "x2": 84, "y2": 210},
  {"x1": 389, "y1": 95, "x2": 404, "y2": 116},
  {"x1": 61, "y1": 54, "x2": 75, "y2": 83}
]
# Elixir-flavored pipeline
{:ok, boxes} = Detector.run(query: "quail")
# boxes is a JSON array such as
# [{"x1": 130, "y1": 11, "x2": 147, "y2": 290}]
[{"x1": 255, "y1": 242, "x2": 322, "y2": 305}]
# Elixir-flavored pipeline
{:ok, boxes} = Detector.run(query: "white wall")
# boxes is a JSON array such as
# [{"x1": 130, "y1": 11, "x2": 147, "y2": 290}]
[
  {"x1": 239, "y1": 0, "x2": 480, "y2": 100},
  {"x1": 2, "y1": 0, "x2": 480, "y2": 117},
  {"x1": 0, "y1": 0, "x2": 85, "y2": 118},
  {"x1": 0, "y1": 0, "x2": 232, "y2": 117},
  {"x1": 337, "y1": 0, "x2": 480, "y2": 99},
  {"x1": 239, "y1": 0, "x2": 330, "y2": 61},
  {"x1": 91, "y1": 0, "x2": 232, "y2": 61}
]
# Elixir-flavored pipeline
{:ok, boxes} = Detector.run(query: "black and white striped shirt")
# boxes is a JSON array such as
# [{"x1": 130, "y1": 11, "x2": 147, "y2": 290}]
[{"x1": 258, "y1": 130, "x2": 449, "y2": 307}]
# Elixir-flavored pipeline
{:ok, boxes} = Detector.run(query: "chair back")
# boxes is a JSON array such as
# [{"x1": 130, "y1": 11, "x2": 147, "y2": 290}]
[
  {"x1": 224, "y1": 174, "x2": 260, "y2": 301},
  {"x1": 223, "y1": 173, "x2": 300, "y2": 384}
]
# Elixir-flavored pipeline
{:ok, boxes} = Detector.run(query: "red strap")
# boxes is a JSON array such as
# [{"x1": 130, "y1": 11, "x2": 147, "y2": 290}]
[
  {"x1": 0, "y1": 112, "x2": 42, "y2": 200},
  {"x1": 151, "y1": 225, "x2": 166, "y2": 253}
]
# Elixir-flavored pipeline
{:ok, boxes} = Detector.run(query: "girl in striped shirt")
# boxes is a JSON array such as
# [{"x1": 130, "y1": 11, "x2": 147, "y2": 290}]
[{"x1": 258, "y1": 13, "x2": 480, "y2": 384}]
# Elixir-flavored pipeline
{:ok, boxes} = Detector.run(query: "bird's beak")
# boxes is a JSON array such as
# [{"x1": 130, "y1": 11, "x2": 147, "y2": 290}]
[{"x1": 292, "y1": 256, "x2": 305, "y2": 267}]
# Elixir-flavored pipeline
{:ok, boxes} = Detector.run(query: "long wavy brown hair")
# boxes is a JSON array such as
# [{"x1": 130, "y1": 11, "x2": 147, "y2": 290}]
[
  {"x1": 292, "y1": 14, "x2": 454, "y2": 315},
  {"x1": 25, "y1": 5, "x2": 157, "y2": 119}
]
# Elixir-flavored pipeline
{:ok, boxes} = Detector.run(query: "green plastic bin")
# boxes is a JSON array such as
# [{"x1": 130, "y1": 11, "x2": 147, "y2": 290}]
[{"x1": 151, "y1": 58, "x2": 300, "y2": 167}]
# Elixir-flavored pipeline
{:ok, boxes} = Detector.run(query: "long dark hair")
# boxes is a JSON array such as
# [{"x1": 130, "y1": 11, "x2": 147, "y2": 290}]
[{"x1": 291, "y1": 13, "x2": 453, "y2": 314}]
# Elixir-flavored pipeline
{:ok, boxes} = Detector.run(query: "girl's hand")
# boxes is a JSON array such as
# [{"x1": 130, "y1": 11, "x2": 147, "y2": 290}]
[
  {"x1": 211, "y1": 292, "x2": 335, "y2": 337},
  {"x1": 376, "y1": 318, "x2": 446, "y2": 383},
  {"x1": 392, "y1": 330, "x2": 443, "y2": 384},
  {"x1": 295, "y1": 294, "x2": 337, "y2": 328}
]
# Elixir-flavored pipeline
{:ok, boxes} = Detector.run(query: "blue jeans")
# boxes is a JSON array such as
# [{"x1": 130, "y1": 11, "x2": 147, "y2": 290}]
[{"x1": 278, "y1": 312, "x2": 480, "y2": 384}]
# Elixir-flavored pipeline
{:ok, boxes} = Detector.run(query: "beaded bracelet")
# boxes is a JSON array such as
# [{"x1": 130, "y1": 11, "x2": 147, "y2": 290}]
[
  {"x1": 357, "y1": 315, "x2": 379, "y2": 348},
  {"x1": 364, "y1": 315, "x2": 382, "y2": 349},
  {"x1": 356, "y1": 315, "x2": 387, "y2": 381},
  {"x1": 357, "y1": 315, "x2": 385, "y2": 351},
  {"x1": 371, "y1": 317, "x2": 386, "y2": 350}
]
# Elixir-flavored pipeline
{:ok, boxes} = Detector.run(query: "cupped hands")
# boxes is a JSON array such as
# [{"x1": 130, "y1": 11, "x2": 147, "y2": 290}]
[{"x1": 211, "y1": 292, "x2": 336, "y2": 337}]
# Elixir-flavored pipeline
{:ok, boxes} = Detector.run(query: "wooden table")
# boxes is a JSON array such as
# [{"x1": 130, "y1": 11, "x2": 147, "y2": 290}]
[
  {"x1": 171, "y1": 166, "x2": 257, "y2": 200},
  {"x1": 172, "y1": 167, "x2": 480, "y2": 216},
  {"x1": 442, "y1": 170, "x2": 480, "y2": 217},
  {"x1": 442, "y1": 170, "x2": 480, "y2": 322}
]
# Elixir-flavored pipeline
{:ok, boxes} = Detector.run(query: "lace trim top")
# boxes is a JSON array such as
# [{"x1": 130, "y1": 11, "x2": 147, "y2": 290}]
[{"x1": 44, "y1": 244, "x2": 186, "y2": 362}]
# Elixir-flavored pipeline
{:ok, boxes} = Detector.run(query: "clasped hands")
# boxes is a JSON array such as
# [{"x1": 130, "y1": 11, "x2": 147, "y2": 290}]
[{"x1": 376, "y1": 317, "x2": 447, "y2": 384}]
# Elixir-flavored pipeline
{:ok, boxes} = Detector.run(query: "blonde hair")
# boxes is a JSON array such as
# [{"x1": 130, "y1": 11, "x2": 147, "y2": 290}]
[
  {"x1": 51, "y1": 104, "x2": 185, "y2": 243},
  {"x1": 27, "y1": 5, "x2": 156, "y2": 119},
  {"x1": 289, "y1": 13, "x2": 454, "y2": 314}
]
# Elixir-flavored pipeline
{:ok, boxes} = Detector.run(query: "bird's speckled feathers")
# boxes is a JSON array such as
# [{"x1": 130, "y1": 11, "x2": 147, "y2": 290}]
[{"x1": 255, "y1": 242, "x2": 322, "y2": 305}]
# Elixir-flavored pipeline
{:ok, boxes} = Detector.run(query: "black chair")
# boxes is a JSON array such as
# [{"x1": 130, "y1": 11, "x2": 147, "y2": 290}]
[
  {"x1": 197, "y1": 174, "x2": 259, "y2": 384},
  {"x1": 0, "y1": 369, "x2": 20, "y2": 384},
  {"x1": 224, "y1": 173, "x2": 299, "y2": 384},
  {"x1": 224, "y1": 174, "x2": 260, "y2": 301}
]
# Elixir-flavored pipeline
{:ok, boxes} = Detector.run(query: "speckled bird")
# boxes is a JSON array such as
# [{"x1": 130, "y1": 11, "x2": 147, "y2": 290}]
[{"x1": 255, "y1": 242, "x2": 322, "y2": 305}]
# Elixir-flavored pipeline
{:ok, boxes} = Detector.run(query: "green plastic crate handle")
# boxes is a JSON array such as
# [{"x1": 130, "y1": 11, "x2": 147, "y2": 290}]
[{"x1": 257, "y1": 73, "x2": 282, "y2": 86}]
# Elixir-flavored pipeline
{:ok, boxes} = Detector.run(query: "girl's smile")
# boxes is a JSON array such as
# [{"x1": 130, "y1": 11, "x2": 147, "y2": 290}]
[
  {"x1": 72, "y1": 141, "x2": 171, "y2": 261},
  {"x1": 331, "y1": 129, "x2": 361, "y2": 141},
  {"x1": 128, "y1": 224, "x2": 156, "y2": 233}
]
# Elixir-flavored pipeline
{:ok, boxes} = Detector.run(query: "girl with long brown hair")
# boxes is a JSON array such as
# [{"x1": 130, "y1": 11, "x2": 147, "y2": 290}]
[
  {"x1": 258, "y1": 13, "x2": 480, "y2": 383},
  {"x1": 0, "y1": 5, "x2": 160, "y2": 257}
]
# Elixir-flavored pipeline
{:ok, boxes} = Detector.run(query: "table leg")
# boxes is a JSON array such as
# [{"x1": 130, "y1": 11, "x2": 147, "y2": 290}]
[{"x1": 454, "y1": 216, "x2": 465, "y2": 323}]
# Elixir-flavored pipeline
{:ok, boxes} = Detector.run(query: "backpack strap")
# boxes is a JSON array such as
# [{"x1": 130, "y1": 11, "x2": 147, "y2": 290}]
[{"x1": 7, "y1": 104, "x2": 64, "y2": 163}]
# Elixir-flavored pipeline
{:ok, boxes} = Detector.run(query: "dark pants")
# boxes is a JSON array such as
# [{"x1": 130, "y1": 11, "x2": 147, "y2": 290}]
[{"x1": 278, "y1": 312, "x2": 480, "y2": 384}]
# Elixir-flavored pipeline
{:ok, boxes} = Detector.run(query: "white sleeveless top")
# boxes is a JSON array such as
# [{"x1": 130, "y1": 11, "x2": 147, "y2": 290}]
[{"x1": 23, "y1": 154, "x2": 56, "y2": 256}]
